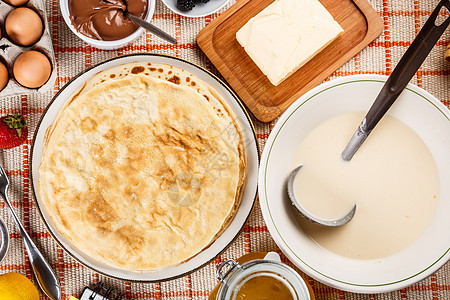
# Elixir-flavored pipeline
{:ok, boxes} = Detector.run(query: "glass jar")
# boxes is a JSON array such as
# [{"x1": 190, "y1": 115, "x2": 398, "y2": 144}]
[{"x1": 215, "y1": 253, "x2": 311, "y2": 300}]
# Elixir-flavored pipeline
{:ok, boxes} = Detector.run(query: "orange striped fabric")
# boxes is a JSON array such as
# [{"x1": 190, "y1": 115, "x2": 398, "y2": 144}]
[{"x1": 0, "y1": 0, "x2": 448, "y2": 299}]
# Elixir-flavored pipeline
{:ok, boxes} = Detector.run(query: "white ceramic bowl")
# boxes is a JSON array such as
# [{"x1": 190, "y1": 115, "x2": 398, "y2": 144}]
[
  {"x1": 60, "y1": 0, "x2": 155, "y2": 50},
  {"x1": 161, "y1": 0, "x2": 230, "y2": 18},
  {"x1": 259, "y1": 74, "x2": 450, "y2": 293}
]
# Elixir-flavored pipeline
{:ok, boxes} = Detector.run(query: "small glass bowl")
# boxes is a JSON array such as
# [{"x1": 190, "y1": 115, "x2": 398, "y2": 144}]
[{"x1": 216, "y1": 253, "x2": 311, "y2": 300}]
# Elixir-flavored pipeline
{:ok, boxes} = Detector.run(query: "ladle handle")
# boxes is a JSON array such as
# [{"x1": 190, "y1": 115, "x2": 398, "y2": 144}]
[{"x1": 342, "y1": 0, "x2": 450, "y2": 161}]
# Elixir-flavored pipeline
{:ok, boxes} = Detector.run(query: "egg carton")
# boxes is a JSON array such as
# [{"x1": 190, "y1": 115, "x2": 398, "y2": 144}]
[{"x1": 0, "y1": 0, "x2": 57, "y2": 96}]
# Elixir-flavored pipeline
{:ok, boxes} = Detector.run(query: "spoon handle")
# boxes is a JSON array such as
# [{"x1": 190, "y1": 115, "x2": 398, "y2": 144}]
[
  {"x1": 342, "y1": 0, "x2": 450, "y2": 161},
  {"x1": 0, "y1": 189, "x2": 61, "y2": 300},
  {"x1": 126, "y1": 12, "x2": 178, "y2": 45}
]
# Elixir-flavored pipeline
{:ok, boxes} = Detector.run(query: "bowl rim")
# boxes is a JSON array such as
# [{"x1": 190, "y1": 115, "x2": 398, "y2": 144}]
[
  {"x1": 59, "y1": 0, "x2": 156, "y2": 49},
  {"x1": 0, "y1": 216, "x2": 9, "y2": 264},
  {"x1": 160, "y1": 0, "x2": 231, "y2": 18},
  {"x1": 258, "y1": 74, "x2": 450, "y2": 293}
]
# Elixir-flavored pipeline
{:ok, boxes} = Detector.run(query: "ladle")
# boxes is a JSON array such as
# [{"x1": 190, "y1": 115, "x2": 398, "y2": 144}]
[{"x1": 287, "y1": 0, "x2": 450, "y2": 227}]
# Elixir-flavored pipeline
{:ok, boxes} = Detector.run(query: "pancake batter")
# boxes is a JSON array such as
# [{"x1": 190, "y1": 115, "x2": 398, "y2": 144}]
[{"x1": 293, "y1": 112, "x2": 439, "y2": 259}]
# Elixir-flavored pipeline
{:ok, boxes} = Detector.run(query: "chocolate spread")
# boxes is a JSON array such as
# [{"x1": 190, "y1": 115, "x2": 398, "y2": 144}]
[{"x1": 69, "y1": 0, "x2": 148, "y2": 41}]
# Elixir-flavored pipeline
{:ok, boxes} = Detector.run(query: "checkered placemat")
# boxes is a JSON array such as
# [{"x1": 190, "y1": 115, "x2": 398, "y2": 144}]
[{"x1": 0, "y1": 0, "x2": 449, "y2": 299}]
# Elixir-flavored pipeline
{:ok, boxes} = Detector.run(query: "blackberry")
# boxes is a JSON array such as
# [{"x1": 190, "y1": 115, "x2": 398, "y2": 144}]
[
  {"x1": 177, "y1": 0, "x2": 195, "y2": 11},
  {"x1": 177, "y1": 0, "x2": 210, "y2": 11}
]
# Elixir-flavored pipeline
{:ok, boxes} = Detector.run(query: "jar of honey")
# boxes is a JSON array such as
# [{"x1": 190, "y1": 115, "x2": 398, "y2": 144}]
[{"x1": 214, "y1": 252, "x2": 311, "y2": 300}]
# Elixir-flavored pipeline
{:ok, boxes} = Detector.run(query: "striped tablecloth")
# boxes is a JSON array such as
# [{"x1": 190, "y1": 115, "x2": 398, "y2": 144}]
[{"x1": 0, "y1": 0, "x2": 449, "y2": 299}]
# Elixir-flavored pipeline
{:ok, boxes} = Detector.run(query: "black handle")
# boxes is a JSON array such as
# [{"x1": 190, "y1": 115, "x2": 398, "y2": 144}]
[
  {"x1": 365, "y1": 0, "x2": 450, "y2": 131},
  {"x1": 342, "y1": 0, "x2": 450, "y2": 161}
]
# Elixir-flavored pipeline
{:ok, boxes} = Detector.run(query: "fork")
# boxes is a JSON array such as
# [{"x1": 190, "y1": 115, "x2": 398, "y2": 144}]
[{"x1": 0, "y1": 165, "x2": 61, "y2": 300}]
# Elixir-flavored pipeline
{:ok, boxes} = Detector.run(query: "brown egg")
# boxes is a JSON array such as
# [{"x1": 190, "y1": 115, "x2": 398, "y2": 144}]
[
  {"x1": 5, "y1": 7, "x2": 43, "y2": 46},
  {"x1": 3, "y1": 0, "x2": 29, "y2": 6},
  {"x1": 13, "y1": 51, "x2": 51, "y2": 89},
  {"x1": 0, "y1": 62, "x2": 8, "y2": 92}
]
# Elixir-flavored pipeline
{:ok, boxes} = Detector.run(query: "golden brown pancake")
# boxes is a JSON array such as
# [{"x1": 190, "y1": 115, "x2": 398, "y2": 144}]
[{"x1": 38, "y1": 63, "x2": 246, "y2": 271}]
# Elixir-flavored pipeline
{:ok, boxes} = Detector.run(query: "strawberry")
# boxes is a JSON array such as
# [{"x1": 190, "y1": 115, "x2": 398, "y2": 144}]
[{"x1": 0, "y1": 113, "x2": 27, "y2": 149}]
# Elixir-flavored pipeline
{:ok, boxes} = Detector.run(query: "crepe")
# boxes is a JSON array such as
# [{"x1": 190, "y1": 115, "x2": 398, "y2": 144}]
[{"x1": 38, "y1": 62, "x2": 246, "y2": 271}]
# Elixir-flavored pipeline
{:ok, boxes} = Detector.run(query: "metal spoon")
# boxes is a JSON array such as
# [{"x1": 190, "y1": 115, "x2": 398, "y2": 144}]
[
  {"x1": 287, "y1": 0, "x2": 450, "y2": 227},
  {"x1": 125, "y1": 11, "x2": 178, "y2": 45},
  {"x1": 0, "y1": 165, "x2": 61, "y2": 300}
]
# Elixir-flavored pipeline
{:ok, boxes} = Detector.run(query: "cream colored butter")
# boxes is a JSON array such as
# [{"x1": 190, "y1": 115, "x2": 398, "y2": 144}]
[{"x1": 236, "y1": 0, "x2": 343, "y2": 86}]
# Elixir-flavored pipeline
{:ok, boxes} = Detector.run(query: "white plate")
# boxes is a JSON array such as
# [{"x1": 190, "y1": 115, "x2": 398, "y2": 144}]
[
  {"x1": 30, "y1": 53, "x2": 259, "y2": 282},
  {"x1": 259, "y1": 74, "x2": 450, "y2": 293},
  {"x1": 161, "y1": 0, "x2": 230, "y2": 18}
]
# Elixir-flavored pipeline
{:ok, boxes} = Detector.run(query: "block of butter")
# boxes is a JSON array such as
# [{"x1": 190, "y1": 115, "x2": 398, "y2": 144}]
[{"x1": 236, "y1": 0, "x2": 343, "y2": 86}]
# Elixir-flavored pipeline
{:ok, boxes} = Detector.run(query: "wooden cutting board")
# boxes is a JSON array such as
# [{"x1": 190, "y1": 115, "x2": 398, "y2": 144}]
[{"x1": 197, "y1": 0, "x2": 383, "y2": 122}]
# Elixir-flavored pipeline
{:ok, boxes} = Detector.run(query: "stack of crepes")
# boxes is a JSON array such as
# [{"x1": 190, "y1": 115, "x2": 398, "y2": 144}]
[{"x1": 38, "y1": 62, "x2": 246, "y2": 271}]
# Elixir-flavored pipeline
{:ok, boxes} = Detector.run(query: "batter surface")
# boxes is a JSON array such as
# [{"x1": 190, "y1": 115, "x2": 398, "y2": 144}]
[{"x1": 293, "y1": 112, "x2": 439, "y2": 259}]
